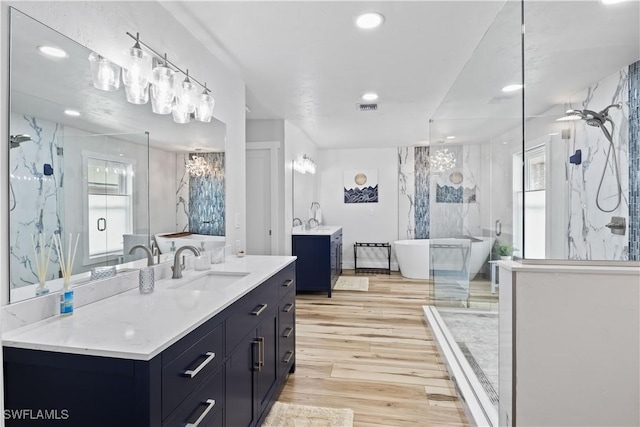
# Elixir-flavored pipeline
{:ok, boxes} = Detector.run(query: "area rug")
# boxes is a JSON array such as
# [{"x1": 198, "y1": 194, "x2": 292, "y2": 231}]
[
  {"x1": 333, "y1": 276, "x2": 369, "y2": 291},
  {"x1": 263, "y1": 402, "x2": 354, "y2": 427}
]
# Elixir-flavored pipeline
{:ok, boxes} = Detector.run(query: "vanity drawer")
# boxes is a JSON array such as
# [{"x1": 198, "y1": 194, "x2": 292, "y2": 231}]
[
  {"x1": 162, "y1": 324, "x2": 223, "y2": 419},
  {"x1": 163, "y1": 367, "x2": 223, "y2": 427},
  {"x1": 277, "y1": 263, "x2": 296, "y2": 298},
  {"x1": 225, "y1": 279, "x2": 278, "y2": 356}
]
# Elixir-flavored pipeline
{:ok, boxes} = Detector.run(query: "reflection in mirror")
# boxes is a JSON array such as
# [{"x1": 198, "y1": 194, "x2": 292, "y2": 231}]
[
  {"x1": 292, "y1": 159, "x2": 317, "y2": 228},
  {"x1": 8, "y1": 8, "x2": 226, "y2": 303}
]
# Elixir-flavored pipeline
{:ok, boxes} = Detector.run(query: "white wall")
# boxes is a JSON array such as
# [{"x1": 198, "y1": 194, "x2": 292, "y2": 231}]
[
  {"x1": 0, "y1": 1, "x2": 246, "y2": 306},
  {"x1": 317, "y1": 148, "x2": 399, "y2": 269}
]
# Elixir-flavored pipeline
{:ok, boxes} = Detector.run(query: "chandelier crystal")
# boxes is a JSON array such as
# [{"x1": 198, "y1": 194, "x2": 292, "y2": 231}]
[
  {"x1": 431, "y1": 148, "x2": 456, "y2": 174},
  {"x1": 185, "y1": 155, "x2": 210, "y2": 177}
]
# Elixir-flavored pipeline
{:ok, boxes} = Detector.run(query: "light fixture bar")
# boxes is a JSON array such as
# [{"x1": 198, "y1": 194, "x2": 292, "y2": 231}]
[{"x1": 125, "y1": 32, "x2": 211, "y2": 94}]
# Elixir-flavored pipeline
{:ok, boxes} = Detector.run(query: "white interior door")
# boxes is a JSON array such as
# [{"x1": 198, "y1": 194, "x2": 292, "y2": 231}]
[{"x1": 246, "y1": 149, "x2": 271, "y2": 255}]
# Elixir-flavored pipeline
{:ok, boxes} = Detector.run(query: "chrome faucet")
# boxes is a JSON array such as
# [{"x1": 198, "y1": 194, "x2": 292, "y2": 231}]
[
  {"x1": 129, "y1": 245, "x2": 154, "y2": 266},
  {"x1": 292, "y1": 218, "x2": 303, "y2": 227},
  {"x1": 307, "y1": 218, "x2": 319, "y2": 229},
  {"x1": 171, "y1": 245, "x2": 201, "y2": 279}
]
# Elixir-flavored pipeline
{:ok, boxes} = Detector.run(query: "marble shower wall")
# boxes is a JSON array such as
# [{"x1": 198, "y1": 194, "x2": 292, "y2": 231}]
[
  {"x1": 176, "y1": 154, "x2": 190, "y2": 232},
  {"x1": 398, "y1": 145, "x2": 482, "y2": 240},
  {"x1": 183, "y1": 152, "x2": 226, "y2": 236},
  {"x1": 566, "y1": 68, "x2": 630, "y2": 260},
  {"x1": 430, "y1": 144, "x2": 482, "y2": 238},
  {"x1": 9, "y1": 114, "x2": 64, "y2": 288},
  {"x1": 397, "y1": 147, "x2": 416, "y2": 239},
  {"x1": 629, "y1": 61, "x2": 639, "y2": 261}
]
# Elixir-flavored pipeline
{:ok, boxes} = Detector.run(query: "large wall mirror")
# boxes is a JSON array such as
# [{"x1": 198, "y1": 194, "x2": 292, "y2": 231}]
[
  {"x1": 292, "y1": 160, "x2": 317, "y2": 227},
  {"x1": 8, "y1": 8, "x2": 226, "y2": 303}
]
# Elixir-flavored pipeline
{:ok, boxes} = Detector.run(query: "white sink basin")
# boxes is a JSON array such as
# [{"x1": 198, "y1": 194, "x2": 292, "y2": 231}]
[{"x1": 168, "y1": 271, "x2": 249, "y2": 291}]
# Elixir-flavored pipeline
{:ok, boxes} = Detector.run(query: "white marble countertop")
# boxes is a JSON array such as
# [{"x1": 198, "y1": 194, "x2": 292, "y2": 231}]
[
  {"x1": 291, "y1": 225, "x2": 342, "y2": 236},
  {"x1": 3, "y1": 255, "x2": 295, "y2": 361}
]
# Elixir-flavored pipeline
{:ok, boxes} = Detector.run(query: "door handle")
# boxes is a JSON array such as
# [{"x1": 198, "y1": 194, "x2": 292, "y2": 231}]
[
  {"x1": 283, "y1": 327, "x2": 293, "y2": 338},
  {"x1": 252, "y1": 339, "x2": 261, "y2": 371},
  {"x1": 97, "y1": 217, "x2": 106, "y2": 232},
  {"x1": 258, "y1": 336, "x2": 265, "y2": 370},
  {"x1": 281, "y1": 279, "x2": 293, "y2": 288},
  {"x1": 495, "y1": 220, "x2": 502, "y2": 237},
  {"x1": 283, "y1": 351, "x2": 294, "y2": 364}
]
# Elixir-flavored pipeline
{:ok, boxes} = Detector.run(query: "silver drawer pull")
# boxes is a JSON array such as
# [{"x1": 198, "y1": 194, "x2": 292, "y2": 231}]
[
  {"x1": 282, "y1": 303, "x2": 293, "y2": 313},
  {"x1": 251, "y1": 304, "x2": 268, "y2": 316},
  {"x1": 283, "y1": 351, "x2": 294, "y2": 364},
  {"x1": 185, "y1": 399, "x2": 216, "y2": 427},
  {"x1": 282, "y1": 279, "x2": 293, "y2": 288},
  {"x1": 183, "y1": 352, "x2": 216, "y2": 378},
  {"x1": 283, "y1": 327, "x2": 293, "y2": 338}
]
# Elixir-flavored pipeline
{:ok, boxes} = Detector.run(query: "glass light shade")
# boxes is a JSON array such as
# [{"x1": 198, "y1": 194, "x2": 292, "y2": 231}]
[
  {"x1": 195, "y1": 93, "x2": 215, "y2": 123},
  {"x1": 122, "y1": 47, "x2": 152, "y2": 104},
  {"x1": 88, "y1": 52, "x2": 121, "y2": 91},
  {"x1": 172, "y1": 100, "x2": 190, "y2": 124},
  {"x1": 175, "y1": 80, "x2": 199, "y2": 113},
  {"x1": 150, "y1": 65, "x2": 176, "y2": 114},
  {"x1": 124, "y1": 83, "x2": 149, "y2": 105}
]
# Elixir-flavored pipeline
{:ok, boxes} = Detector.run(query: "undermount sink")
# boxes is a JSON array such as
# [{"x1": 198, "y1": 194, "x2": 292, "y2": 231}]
[{"x1": 168, "y1": 271, "x2": 249, "y2": 291}]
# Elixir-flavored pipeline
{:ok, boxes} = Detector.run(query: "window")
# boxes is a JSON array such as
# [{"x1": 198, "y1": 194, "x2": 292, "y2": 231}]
[{"x1": 85, "y1": 156, "x2": 133, "y2": 261}]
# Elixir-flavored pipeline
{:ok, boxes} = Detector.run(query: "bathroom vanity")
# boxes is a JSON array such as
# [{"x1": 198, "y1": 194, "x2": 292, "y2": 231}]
[
  {"x1": 3, "y1": 256, "x2": 296, "y2": 427},
  {"x1": 292, "y1": 226, "x2": 342, "y2": 297}
]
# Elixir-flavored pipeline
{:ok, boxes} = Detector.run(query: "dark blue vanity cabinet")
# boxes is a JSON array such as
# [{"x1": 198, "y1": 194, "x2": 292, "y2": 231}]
[
  {"x1": 3, "y1": 263, "x2": 295, "y2": 427},
  {"x1": 292, "y1": 228, "x2": 342, "y2": 297}
]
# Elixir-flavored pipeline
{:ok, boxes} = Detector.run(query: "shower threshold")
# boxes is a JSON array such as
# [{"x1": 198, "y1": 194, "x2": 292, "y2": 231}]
[{"x1": 423, "y1": 305, "x2": 498, "y2": 427}]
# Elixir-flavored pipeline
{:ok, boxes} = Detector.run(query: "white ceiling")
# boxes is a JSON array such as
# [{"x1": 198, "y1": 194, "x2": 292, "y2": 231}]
[{"x1": 165, "y1": 0, "x2": 639, "y2": 150}]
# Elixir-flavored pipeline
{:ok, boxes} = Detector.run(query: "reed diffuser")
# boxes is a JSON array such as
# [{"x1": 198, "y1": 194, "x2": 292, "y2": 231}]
[
  {"x1": 31, "y1": 233, "x2": 54, "y2": 296},
  {"x1": 54, "y1": 233, "x2": 79, "y2": 316}
]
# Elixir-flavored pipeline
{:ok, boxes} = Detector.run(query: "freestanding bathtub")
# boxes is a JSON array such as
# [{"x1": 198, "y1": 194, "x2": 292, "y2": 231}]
[
  {"x1": 393, "y1": 237, "x2": 494, "y2": 280},
  {"x1": 154, "y1": 232, "x2": 226, "y2": 254}
]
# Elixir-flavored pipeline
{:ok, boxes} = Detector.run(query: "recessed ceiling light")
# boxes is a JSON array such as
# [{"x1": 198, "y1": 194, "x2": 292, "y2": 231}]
[
  {"x1": 502, "y1": 141, "x2": 508, "y2": 145},
  {"x1": 64, "y1": 109, "x2": 81, "y2": 117},
  {"x1": 502, "y1": 83, "x2": 523, "y2": 92},
  {"x1": 37, "y1": 45, "x2": 69, "y2": 59},
  {"x1": 446, "y1": 136, "x2": 456, "y2": 140},
  {"x1": 601, "y1": 0, "x2": 628, "y2": 4},
  {"x1": 355, "y1": 12, "x2": 384, "y2": 29},
  {"x1": 362, "y1": 92, "x2": 378, "y2": 102}
]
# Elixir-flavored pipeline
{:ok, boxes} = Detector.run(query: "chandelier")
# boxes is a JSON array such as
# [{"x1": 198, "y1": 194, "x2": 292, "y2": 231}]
[
  {"x1": 185, "y1": 155, "x2": 211, "y2": 177},
  {"x1": 431, "y1": 148, "x2": 456, "y2": 174},
  {"x1": 293, "y1": 154, "x2": 316, "y2": 174}
]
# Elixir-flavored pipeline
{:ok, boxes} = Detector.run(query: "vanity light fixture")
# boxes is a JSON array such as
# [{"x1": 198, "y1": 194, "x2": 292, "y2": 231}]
[
  {"x1": 356, "y1": 12, "x2": 385, "y2": 29},
  {"x1": 293, "y1": 154, "x2": 316, "y2": 175},
  {"x1": 64, "y1": 109, "x2": 81, "y2": 117},
  {"x1": 502, "y1": 83, "x2": 524, "y2": 92},
  {"x1": 37, "y1": 45, "x2": 68, "y2": 59},
  {"x1": 88, "y1": 32, "x2": 215, "y2": 123},
  {"x1": 362, "y1": 92, "x2": 379, "y2": 102},
  {"x1": 88, "y1": 52, "x2": 121, "y2": 91}
]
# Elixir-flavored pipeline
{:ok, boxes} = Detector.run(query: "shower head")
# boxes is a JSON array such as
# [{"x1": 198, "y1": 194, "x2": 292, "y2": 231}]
[
  {"x1": 562, "y1": 103, "x2": 621, "y2": 128},
  {"x1": 9, "y1": 134, "x2": 31, "y2": 148}
]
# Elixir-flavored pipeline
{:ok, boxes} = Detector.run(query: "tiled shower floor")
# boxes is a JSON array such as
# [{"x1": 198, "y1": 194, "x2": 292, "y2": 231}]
[{"x1": 437, "y1": 309, "x2": 499, "y2": 411}]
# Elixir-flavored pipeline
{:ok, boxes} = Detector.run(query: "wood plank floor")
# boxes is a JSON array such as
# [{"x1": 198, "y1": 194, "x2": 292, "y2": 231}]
[{"x1": 278, "y1": 270, "x2": 470, "y2": 427}]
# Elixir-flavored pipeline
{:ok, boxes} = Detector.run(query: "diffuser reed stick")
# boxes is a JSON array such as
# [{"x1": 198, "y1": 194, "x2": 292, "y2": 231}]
[
  {"x1": 54, "y1": 233, "x2": 79, "y2": 290},
  {"x1": 31, "y1": 233, "x2": 54, "y2": 293}
]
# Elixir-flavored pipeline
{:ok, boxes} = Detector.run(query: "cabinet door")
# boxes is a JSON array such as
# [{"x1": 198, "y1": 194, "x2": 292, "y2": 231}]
[
  {"x1": 225, "y1": 332, "x2": 256, "y2": 427},
  {"x1": 256, "y1": 307, "x2": 279, "y2": 418}
]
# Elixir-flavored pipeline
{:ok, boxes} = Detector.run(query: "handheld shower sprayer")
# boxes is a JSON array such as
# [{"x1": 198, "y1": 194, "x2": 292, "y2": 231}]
[{"x1": 563, "y1": 103, "x2": 623, "y2": 213}]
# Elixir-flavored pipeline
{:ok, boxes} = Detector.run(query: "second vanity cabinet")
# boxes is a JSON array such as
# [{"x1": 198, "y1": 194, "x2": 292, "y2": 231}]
[
  {"x1": 3, "y1": 262, "x2": 296, "y2": 427},
  {"x1": 292, "y1": 227, "x2": 342, "y2": 297}
]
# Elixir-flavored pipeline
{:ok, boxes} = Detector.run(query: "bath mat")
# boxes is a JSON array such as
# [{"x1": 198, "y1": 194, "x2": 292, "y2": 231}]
[
  {"x1": 334, "y1": 276, "x2": 369, "y2": 291},
  {"x1": 263, "y1": 402, "x2": 354, "y2": 427}
]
